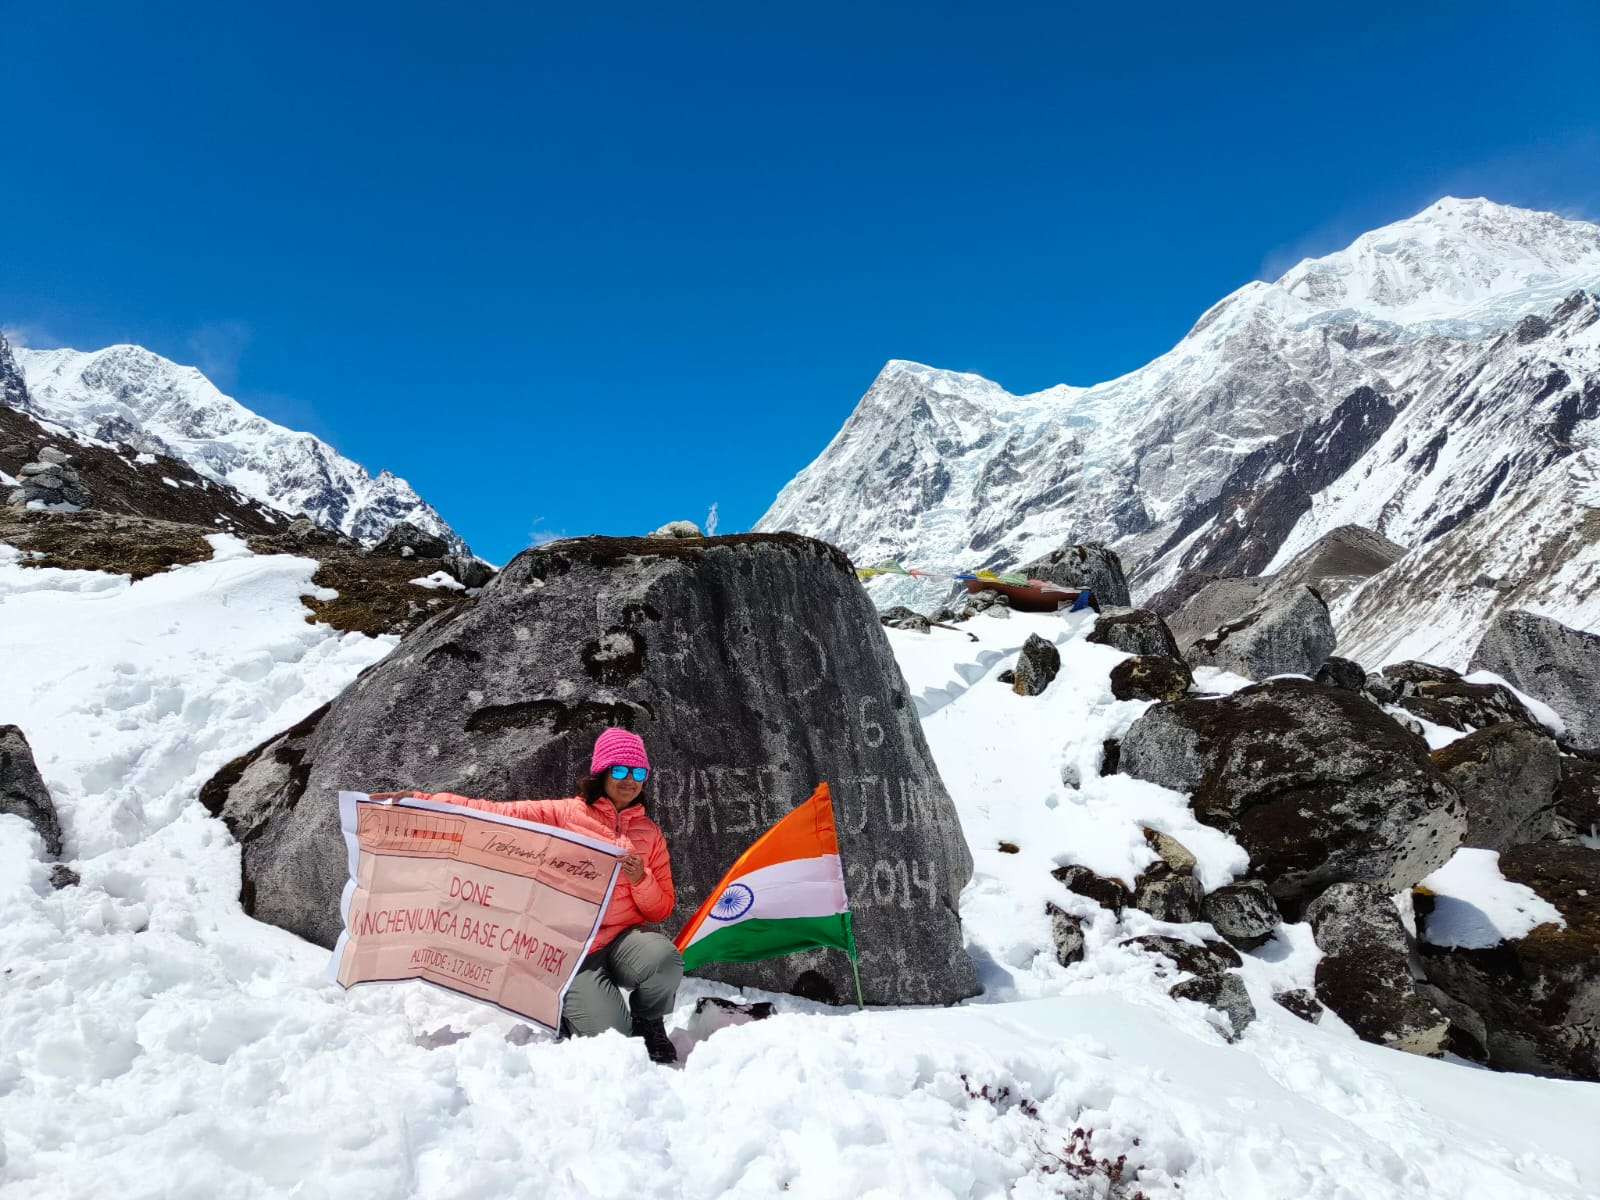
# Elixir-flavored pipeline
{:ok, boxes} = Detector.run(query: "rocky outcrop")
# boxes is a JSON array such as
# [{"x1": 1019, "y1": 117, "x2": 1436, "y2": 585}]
[
  {"x1": 1019, "y1": 543, "x2": 1130, "y2": 607},
  {"x1": 1011, "y1": 634, "x2": 1061, "y2": 696},
  {"x1": 1120, "y1": 679, "x2": 1464, "y2": 912},
  {"x1": 1125, "y1": 935, "x2": 1255, "y2": 1040},
  {"x1": 1305, "y1": 883, "x2": 1451, "y2": 1057},
  {"x1": 1470, "y1": 609, "x2": 1600, "y2": 754},
  {"x1": 1420, "y1": 842, "x2": 1600, "y2": 1080},
  {"x1": 1269, "y1": 525, "x2": 1406, "y2": 603},
  {"x1": 1202, "y1": 880, "x2": 1280, "y2": 950},
  {"x1": 372, "y1": 521, "x2": 450, "y2": 560},
  {"x1": 1109, "y1": 655, "x2": 1192, "y2": 702},
  {"x1": 1186, "y1": 585, "x2": 1335, "y2": 681},
  {"x1": 1431, "y1": 725, "x2": 1561, "y2": 851},
  {"x1": 6, "y1": 447, "x2": 91, "y2": 510},
  {"x1": 1314, "y1": 656, "x2": 1366, "y2": 691},
  {"x1": 1086, "y1": 609, "x2": 1183, "y2": 659},
  {"x1": 199, "y1": 533, "x2": 979, "y2": 1006},
  {"x1": 1378, "y1": 661, "x2": 1542, "y2": 733},
  {"x1": 0, "y1": 725, "x2": 62, "y2": 859}
]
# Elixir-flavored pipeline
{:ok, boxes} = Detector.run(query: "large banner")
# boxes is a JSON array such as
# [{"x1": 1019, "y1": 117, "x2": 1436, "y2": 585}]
[{"x1": 329, "y1": 791, "x2": 623, "y2": 1030}]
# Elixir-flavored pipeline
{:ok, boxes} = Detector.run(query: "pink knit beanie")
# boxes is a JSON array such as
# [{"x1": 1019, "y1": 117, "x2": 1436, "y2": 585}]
[{"x1": 590, "y1": 727, "x2": 649, "y2": 775}]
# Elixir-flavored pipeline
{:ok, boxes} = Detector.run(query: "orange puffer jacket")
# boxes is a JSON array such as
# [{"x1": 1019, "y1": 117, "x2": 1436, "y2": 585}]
[{"x1": 419, "y1": 792, "x2": 676, "y2": 954}]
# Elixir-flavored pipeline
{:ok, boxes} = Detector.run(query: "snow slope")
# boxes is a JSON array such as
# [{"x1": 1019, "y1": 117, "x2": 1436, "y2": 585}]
[
  {"x1": 9, "y1": 340, "x2": 462, "y2": 550},
  {"x1": 757, "y1": 199, "x2": 1600, "y2": 650},
  {"x1": 4, "y1": 564, "x2": 1599, "y2": 1198}
]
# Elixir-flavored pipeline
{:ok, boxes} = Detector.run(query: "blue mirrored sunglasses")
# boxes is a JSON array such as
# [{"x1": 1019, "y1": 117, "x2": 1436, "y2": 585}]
[{"x1": 608, "y1": 765, "x2": 649, "y2": 783}]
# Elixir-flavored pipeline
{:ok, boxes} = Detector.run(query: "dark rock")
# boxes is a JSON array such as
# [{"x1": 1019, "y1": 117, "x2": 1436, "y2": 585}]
[
  {"x1": 997, "y1": 840, "x2": 1020, "y2": 855},
  {"x1": 1273, "y1": 989, "x2": 1323, "y2": 1024},
  {"x1": 1416, "y1": 983, "x2": 1490, "y2": 1062},
  {"x1": 200, "y1": 533, "x2": 979, "y2": 1006},
  {"x1": 1420, "y1": 842, "x2": 1600, "y2": 1080},
  {"x1": 0, "y1": 725, "x2": 63, "y2": 859},
  {"x1": 1305, "y1": 882, "x2": 1451, "y2": 1056},
  {"x1": 1051, "y1": 864, "x2": 1131, "y2": 914},
  {"x1": 1430, "y1": 725, "x2": 1561, "y2": 851},
  {"x1": 1109, "y1": 655, "x2": 1193, "y2": 702},
  {"x1": 1187, "y1": 585, "x2": 1336, "y2": 681},
  {"x1": 1047, "y1": 902, "x2": 1085, "y2": 967},
  {"x1": 1124, "y1": 934, "x2": 1254, "y2": 1038},
  {"x1": 1133, "y1": 875, "x2": 1204, "y2": 923},
  {"x1": 996, "y1": 669, "x2": 1015, "y2": 685},
  {"x1": 1087, "y1": 609, "x2": 1183, "y2": 659},
  {"x1": 1012, "y1": 634, "x2": 1061, "y2": 696},
  {"x1": 879, "y1": 605, "x2": 931, "y2": 633},
  {"x1": 1019, "y1": 542, "x2": 1130, "y2": 607},
  {"x1": 1120, "y1": 679, "x2": 1465, "y2": 912},
  {"x1": 1380, "y1": 661, "x2": 1542, "y2": 734},
  {"x1": 284, "y1": 517, "x2": 341, "y2": 546},
  {"x1": 1202, "y1": 880, "x2": 1281, "y2": 950},
  {"x1": 1553, "y1": 758, "x2": 1600, "y2": 842},
  {"x1": 1314, "y1": 656, "x2": 1366, "y2": 691},
  {"x1": 1363, "y1": 672, "x2": 1398, "y2": 704},
  {"x1": 49, "y1": 864, "x2": 81, "y2": 889},
  {"x1": 372, "y1": 521, "x2": 450, "y2": 560},
  {"x1": 1470, "y1": 609, "x2": 1600, "y2": 754},
  {"x1": 1099, "y1": 738, "x2": 1121, "y2": 776}
]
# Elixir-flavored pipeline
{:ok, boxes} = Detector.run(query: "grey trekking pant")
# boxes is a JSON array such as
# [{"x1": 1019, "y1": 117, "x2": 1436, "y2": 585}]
[{"x1": 562, "y1": 928, "x2": 684, "y2": 1037}]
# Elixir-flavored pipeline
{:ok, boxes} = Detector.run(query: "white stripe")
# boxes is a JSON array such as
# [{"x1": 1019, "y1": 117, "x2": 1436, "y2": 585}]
[{"x1": 685, "y1": 854, "x2": 847, "y2": 947}]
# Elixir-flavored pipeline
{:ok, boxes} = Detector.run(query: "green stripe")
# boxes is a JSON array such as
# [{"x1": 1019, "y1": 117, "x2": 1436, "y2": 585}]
[{"x1": 681, "y1": 912, "x2": 856, "y2": 971}]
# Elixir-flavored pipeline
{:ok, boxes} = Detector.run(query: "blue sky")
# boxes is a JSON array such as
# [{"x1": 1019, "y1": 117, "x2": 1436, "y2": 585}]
[{"x1": 4, "y1": 2, "x2": 1598, "y2": 563}]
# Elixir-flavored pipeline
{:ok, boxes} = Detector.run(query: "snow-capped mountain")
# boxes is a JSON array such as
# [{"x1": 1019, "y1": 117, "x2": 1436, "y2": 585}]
[
  {"x1": 6, "y1": 340, "x2": 464, "y2": 550},
  {"x1": 758, "y1": 198, "x2": 1600, "y2": 647}
]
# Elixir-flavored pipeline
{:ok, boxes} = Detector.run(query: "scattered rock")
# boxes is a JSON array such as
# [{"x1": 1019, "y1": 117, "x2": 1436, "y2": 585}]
[
  {"x1": 997, "y1": 840, "x2": 1020, "y2": 855},
  {"x1": 996, "y1": 669, "x2": 1015, "y2": 686},
  {"x1": 1379, "y1": 661, "x2": 1542, "y2": 734},
  {"x1": 1109, "y1": 655, "x2": 1193, "y2": 702},
  {"x1": 648, "y1": 520, "x2": 703, "y2": 539},
  {"x1": 0, "y1": 725, "x2": 63, "y2": 859},
  {"x1": 1047, "y1": 902, "x2": 1086, "y2": 967},
  {"x1": 1087, "y1": 609, "x2": 1183, "y2": 659},
  {"x1": 1186, "y1": 585, "x2": 1336, "y2": 681},
  {"x1": 1099, "y1": 738, "x2": 1121, "y2": 776},
  {"x1": 1420, "y1": 842, "x2": 1600, "y2": 1080},
  {"x1": 1133, "y1": 875, "x2": 1204, "y2": 923},
  {"x1": 1553, "y1": 758, "x2": 1600, "y2": 842},
  {"x1": 879, "y1": 605, "x2": 932, "y2": 633},
  {"x1": 1120, "y1": 679, "x2": 1465, "y2": 913},
  {"x1": 1273, "y1": 989, "x2": 1323, "y2": 1024},
  {"x1": 372, "y1": 521, "x2": 450, "y2": 560},
  {"x1": 1051, "y1": 864, "x2": 1130, "y2": 914},
  {"x1": 1470, "y1": 609, "x2": 1600, "y2": 754},
  {"x1": 1305, "y1": 882, "x2": 1451, "y2": 1057},
  {"x1": 1019, "y1": 542, "x2": 1130, "y2": 607},
  {"x1": 1314, "y1": 656, "x2": 1366, "y2": 691},
  {"x1": 1202, "y1": 880, "x2": 1281, "y2": 950},
  {"x1": 414, "y1": 1025, "x2": 469, "y2": 1050},
  {"x1": 1431, "y1": 725, "x2": 1561, "y2": 851},
  {"x1": 7, "y1": 447, "x2": 90, "y2": 509},
  {"x1": 200, "y1": 534, "x2": 979, "y2": 1006},
  {"x1": 1012, "y1": 634, "x2": 1062, "y2": 696}
]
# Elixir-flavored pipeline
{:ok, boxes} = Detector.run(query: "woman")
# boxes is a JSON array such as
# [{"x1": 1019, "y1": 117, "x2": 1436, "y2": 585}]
[{"x1": 393, "y1": 727, "x2": 683, "y2": 1064}]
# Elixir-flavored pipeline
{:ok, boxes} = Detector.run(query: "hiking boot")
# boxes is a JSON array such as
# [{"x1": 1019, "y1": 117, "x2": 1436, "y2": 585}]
[{"x1": 632, "y1": 1016, "x2": 677, "y2": 1065}]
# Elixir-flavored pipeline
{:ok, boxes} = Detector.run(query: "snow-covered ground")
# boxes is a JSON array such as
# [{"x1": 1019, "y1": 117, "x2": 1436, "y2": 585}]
[{"x1": 3, "y1": 569, "x2": 1599, "y2": 1198}]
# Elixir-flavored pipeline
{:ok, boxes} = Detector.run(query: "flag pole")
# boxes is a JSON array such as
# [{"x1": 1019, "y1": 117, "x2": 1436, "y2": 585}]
[{"x1": 849, "y1": 949, "x2": 865, "y2": 1010}]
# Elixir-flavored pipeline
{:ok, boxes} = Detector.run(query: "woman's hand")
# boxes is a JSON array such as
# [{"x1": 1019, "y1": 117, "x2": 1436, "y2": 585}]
[{"x1": 620, "y1": 852, "x2": 646, "y2": 884}]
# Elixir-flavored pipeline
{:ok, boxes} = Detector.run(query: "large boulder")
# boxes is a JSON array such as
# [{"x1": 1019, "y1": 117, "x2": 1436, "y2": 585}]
[
  {"x1": 1019, "y1": 542, "x2": 1130, "y2": 607},
  {"x1": 1305, "y1": 883, "x2": 1451, "y2": 1057},
  {"x1": 1086, "y1": 609, "x2": 1183, "y2": 659},
  {"x1": 1202, "y1": 880, "x2": 1281, "y2": 950},
  {"x1": 1379, "y1": 661, "x2": 1543, "y2": 734},
  {"x1": 1430, "y1": 725, "x2": 1561, "y2": 851},
  {"x1": 0, "y1": 725, "x2": 63, "y2": 858},
  {"x1": 1186, "y1": 586, "x2": 1335, "y2": 681},
  {"x1": 1119, "y1": 679, "x2": 1464, "y2": 912},
  {"x1": 1470, "y1": 609, "x2": 1600, "y2": 754},
  {"x1": 199, "y1": 534, "x2": 979, "y2": 1005},
  {"x1": 1420, "y1": 843, "x2": 1600, "y2": 1080}
]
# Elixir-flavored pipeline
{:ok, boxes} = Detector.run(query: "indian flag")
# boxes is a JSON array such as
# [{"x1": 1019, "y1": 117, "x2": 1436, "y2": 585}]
[{"x1": 676, "y1": 782, "x2": 856, "y2": 970}]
